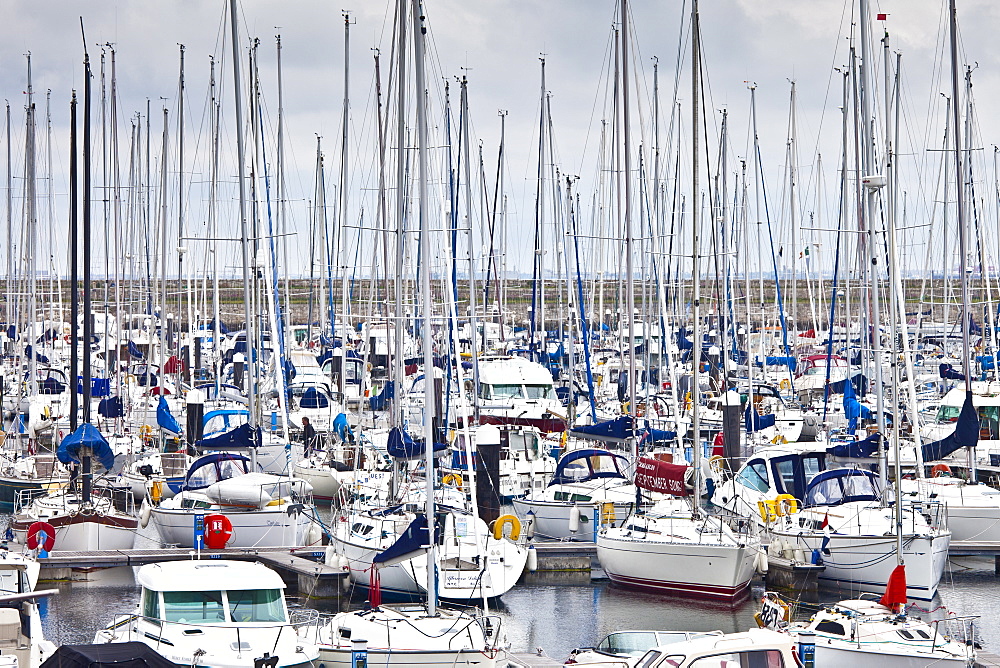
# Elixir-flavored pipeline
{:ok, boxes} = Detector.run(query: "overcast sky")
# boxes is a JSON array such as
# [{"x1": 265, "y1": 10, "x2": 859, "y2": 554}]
[{"x1": 0, "y1": 0, "x2": 997, "y2": 295}]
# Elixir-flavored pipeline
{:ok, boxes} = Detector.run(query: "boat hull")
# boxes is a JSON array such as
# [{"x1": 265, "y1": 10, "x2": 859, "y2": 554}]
[
  {"x1": 511, "y1": 499, "x2": 633, "y2": 541},
  {"x1": 597, "y1": 534, "x2": 757, "y2": 602},
  {"x1": 150, "y1": 506, "x2": 313, "y2": 548},
  {"x1": 11, "y1": 513, "x2": 138, "y2": 552}
]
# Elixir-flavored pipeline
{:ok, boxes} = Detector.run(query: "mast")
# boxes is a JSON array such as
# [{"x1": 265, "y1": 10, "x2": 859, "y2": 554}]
[
  {"x1": 69, "y1": 92, "x2": 79, "y2": 432},
  {"x1": 176, "y1": 44, "x2": 187, "y2": 366},
  {"x1": 411, "y1": 0, "x2": 437, "y2": 616},
  {"x1": 948, "y1": 0, "x2": 974, "y2": 477},
  {"x1": 229, "y1": 0, "x2": 257, "y2": 426},
  {"x1": 81, "y1": 21, "x2": 94, "y2": 504},
  {"x1": 621, "y1": 0, "x2": 637, "y2": 449},
  {"x1": 392, "y1": 0, "x2": 408, "y2": 429},
  {"x1": 690, "y1": 0, "x2": 703, "y2": 510},
  {"x1": 338, "y1": 12, "x2": 352, "y2": 355},
  {"x1": 461, "y1": 76, "x2": 480, "y2": 419}
]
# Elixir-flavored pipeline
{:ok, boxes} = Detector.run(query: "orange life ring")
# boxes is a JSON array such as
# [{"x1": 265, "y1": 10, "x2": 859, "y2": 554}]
[
  {"x1": 202, "y1": 513, "x2": 233, "y2": 549},
  {"x1": 931, "y1": 463, "x2": 952, "y2": 478},
  {"x1": 26, "y1": 521, "x2": 56, "y2": 552}
]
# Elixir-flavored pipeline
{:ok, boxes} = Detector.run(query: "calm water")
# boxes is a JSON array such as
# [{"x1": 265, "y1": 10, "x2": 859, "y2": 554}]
[{"x1": 34, "y1": 556, "x2": 1000, "y2": 659}]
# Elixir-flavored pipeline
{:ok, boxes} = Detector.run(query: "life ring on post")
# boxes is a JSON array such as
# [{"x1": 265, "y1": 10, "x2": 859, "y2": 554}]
[
  {"x1": 442, "y1": 473, "x2": 463, "y2": 490},
  {"x1": 779, "y1": 379, "x2": 791, "y2": 391},
  {"x1": 931, "y1": 463, "x2": 952, "y2": 478},
  {"x1": 203, "y1": 513, "x2": 234, "y2": 549},
  {"x1": 26, "y1": 521, "x2": 56, "y2": 552},
  {"x1": 492, "y1": 514, "x2": 522, "y2": 541},
  {"x1": 774, "y1": 494, "x2": 799, "y2": 516}
]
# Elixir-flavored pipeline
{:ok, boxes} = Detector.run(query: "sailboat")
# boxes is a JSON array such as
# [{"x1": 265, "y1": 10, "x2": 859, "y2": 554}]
[
  {"x1": 595, "y1": 0, "x2": 760, "y2": 604},
  {"x1": 306, "y1": 0, "x2": 506, "y2": 664}
]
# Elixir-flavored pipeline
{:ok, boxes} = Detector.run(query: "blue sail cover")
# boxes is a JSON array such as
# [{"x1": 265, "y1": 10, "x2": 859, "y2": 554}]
[
  {"x1": 569, "y1": 416, "x2": 635, "y2": 443},
  {"x1": 921, "y1": 391, "x2": 979, "y2": 462},
  {"x1": 98, "y1": 396, "x2": 125, "y2": 419},
  {"x1": 744, "y1": 404, "x2": 776, "y2": 433},
  {"x1": 644, "y1": 428, "x2": 678, "y2": 444},
  {"x1": 843, "y1": 376, "x2": 861, "y2": 434},
  {"x1": 127, "y1": 341, "x2": 144, "y2": 359},
  {"x1": 333, "y1": 413, "x2": 354, "y2": 441},
  {"x1": 57, "y1": 423, "x2": 116, "y2": 470},
  {"x1": 548, "y1": 448, "x2": 630, "y2": 486},
  {"x1": 386, "y1": 426, "x2": 446, "y2": 460},
  {"x1": 939, "y1": 363, "x2": 966, "y2": 381},
  {"x1": 827, "y1": 432, "x2": 881, "y2": 459},
  {"x1": 759, "y1": 356, "x2": 797, "y2": 371},
  {"x1": 195, "y1": 423, "x2": 262, "y2": 450},
  {"x1": 373, "y1": 514, "x2": 441, "y2": 566},
  {"x1": 157, "y1": 396, "x2": 182, "y2": 435},
  {"x1": 369, "y1": 381, "x2": 395, "y2": 411}
]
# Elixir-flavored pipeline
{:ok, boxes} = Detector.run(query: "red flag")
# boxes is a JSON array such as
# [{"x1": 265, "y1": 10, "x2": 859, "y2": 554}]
[
  {"x1": 876, "y1": 13, "x2": 888, "y2": 20},
  {"x1": 820, "y1": 511, "x2": 829, "y2": 530},
  {"x1": 879, "y1": 564, "x2": 907, "y2": 612}
]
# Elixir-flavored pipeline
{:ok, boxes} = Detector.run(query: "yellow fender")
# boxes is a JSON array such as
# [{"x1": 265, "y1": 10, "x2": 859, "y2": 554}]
[
  {"x1": 601, "y1": 502, "x2": 616, "y2": 524},
  {"x1": 757, "y1": 499, "x2": 778, "y2": 523},
  {"x1": 492, "y1": 514, "x2": 522, "y2": 541},
  {"x1": 774, "y1": 494, "x2": 799, "y2": 516},
  {"x1": 150, "y1": 480, "x2": 164, "y2": 505},
  {"x1": 442, "y1": 473, "x2": 463, "y2": 489}
]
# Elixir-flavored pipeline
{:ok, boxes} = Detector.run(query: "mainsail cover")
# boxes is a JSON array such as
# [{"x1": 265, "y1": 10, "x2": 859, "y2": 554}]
[
  {"x1": 634, "y1": 456, "x2": 689, "y2": 496},
  {"x1": 921, "y1": 390, "x2": 978, "y2": 462}
]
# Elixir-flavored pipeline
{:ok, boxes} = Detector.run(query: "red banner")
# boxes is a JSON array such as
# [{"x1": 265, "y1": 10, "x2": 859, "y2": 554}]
[{"x1": 635, "y1": 457, "x2": 689, "y2": 496}]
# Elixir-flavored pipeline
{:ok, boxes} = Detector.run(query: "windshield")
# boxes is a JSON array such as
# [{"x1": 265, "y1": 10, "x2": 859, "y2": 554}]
[
  {"x1": 488, "y1": 384, "x2": 523, "y2": 399},
  {"x1": 227, "y1": 589, "x2": 286, "y2": 623},
  {"x1": 525, "y1": 384, "x2": 555, "y2": 400},
  {"x1": 162, "y1": 591, "x2": 226, "y2": 624},
  {"x1": 735, "y1": 460, "x2": 769, "y2": 493}
]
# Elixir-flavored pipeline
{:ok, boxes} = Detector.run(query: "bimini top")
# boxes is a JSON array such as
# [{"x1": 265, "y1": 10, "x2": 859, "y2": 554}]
[
  {"x1": 804, "y1": 468, "x2": 883, "y2": 507},
  {"x1": 182, "y1": 452, "x2": 253, "y2": 491},
  {"x1": 478, "y1": 356, "x2": 554, "y2": 386},
  {"x1": 137, "y1": 560, "x2": 285, "y2": 592},
  {"x1": 548, "y1": 448, "x2": 630, "y2": 486}
]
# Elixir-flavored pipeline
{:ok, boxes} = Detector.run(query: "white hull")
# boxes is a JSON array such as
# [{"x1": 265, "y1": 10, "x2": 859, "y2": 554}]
[
  {"x1": 316, "y1": 647, "x2": 498, "y2": 668},
  {"x1": 511, "y1": 499, "x2": 633, "y2": 541},
  {"x1": 771, "y1": 530, "x2": 950, "y2": 601},
  {"x1": 597, "y1": 532, "x2": 757, "y2": 601},
  {"x1": 814, "y1": 642, "x2": 972, "y2": 667},
  {"x1": 150, "y1": 506, "x2": 313, "y2": 548}
]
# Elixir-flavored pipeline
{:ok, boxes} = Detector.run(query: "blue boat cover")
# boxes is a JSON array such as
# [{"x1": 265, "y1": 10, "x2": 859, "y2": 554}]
[
  {"x1": 386, "y1": 426, "x2": 447, "y2": 460},
  {"x1": 827, "y1": 432, "x2": 881, "y2": 458},
  {"x1": 58, "y1": 423, "x2": 116, "y2": 470},
  {"x1": 548, "y1": 448, "x2": 629, "y2": 486},
  {"x1": 333, "y1": 413, "x2": 354, "y2": 441},
  {"x1": 804, "y1": 468, "x2": 883, "y2": 507},
  {"x1": 127, "y1": 341, "x2": 144, "y2": 359},
  {"x1": 921, "y1": 391, "x2": 979, "y2": 462},
  {"x1": 843, "y1": 376, "x2": 861, "y2": 434},
  {"x1": 569, "y1": 416, "x2": 635, "y2": 442},
  {"x1": 98, "y1": 396, "x2": 125, "y2": 419},
  {"x1": 369, "y1": 381, "x2": 395, "y2": 411},
  {"x1": 759, "y1": 356, "x2": 797, "y2": 371},
  {"x1": 744, "y1": 404, "x2": 776, "y2": 433},
  {"x1": 300, "y1": 387, "x2": 329, "y2": 409},
  {"x1": 372, "y1": 514, "x2": 441, "y2": 566},
  {"x1": 182, "y1": 452, "x2": 253, "y2": 491},
  {"x1": 195, "y1": 423, "x2": 262, "y2": 450},
  {"x1": 939, "y1": 363, "x2": 966, "y2": 381},
  {"x1": 157, "y1": 396, "x2": 182, "y2": 435}
]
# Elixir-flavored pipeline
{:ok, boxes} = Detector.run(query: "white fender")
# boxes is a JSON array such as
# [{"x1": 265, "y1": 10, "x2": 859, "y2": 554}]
[
  {"x1": 568, "y1": 505, "x2": 581, "y2": 533},
  {"x1": 527, "y1": 545, "x2": 538, "y2": 573},
  {"x1": 138, "y1": 499, "x2": 152, "y2": 529}
]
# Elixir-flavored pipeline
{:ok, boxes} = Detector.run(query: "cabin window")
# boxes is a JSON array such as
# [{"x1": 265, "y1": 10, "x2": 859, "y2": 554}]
[
  {"x1": 815, "y1": 620, "x2": 846, "y2": 636},
  {"x1": 525, "y1": 384, "x2": 555, "y2": 400},
  {"x1": 772, "y1": 460, "x2": 796, "y2": 495},
  {"x1": 688, "y1": 650, "x2": 784, "y2": 667},
  {"x1": 491, "y1": 384, "x2": 524, "y2": 399},
  {"x1": 635, "y1": 650, "x2": 665, "y2": 668},
  {"x1": 228, "y1": 589, "x2": 286, "y2": 623},
  {"x1": 935, "y1": 405, "x2": 961, "y2": 424},
  {"x1": 162, "y1": 591, "x2": 226, "y2": 623},
  {"x1": 735, "y1": 460, "x2": 769, "y2": 494},
  {"x1": 142, "y1": 588, "x2": 160, "y2": 620},
  {"x1": 598, "y1": 632, "x2": 658, "y2": 656}
]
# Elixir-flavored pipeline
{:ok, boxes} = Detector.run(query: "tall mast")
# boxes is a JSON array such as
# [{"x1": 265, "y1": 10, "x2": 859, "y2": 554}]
[
  {"x1": 461, "y1": 76, "x2": 480, "y2": 419},
  {"x1": 622, "y1": 0, "x2": 637, "y2": 448},
  {"x1": 4, "y1": 103, "x2": 10, "y2": 328},
  {"x1": 229, "y1": 0, "x2": 256, "y2": 426},
  {"x1": 339, "y1": 13, "x2": 352, "y2": 352},
  {"x1": 276, "y1": 35, "x2": 291, "y2": 318},
  {"x1": 411, "y1": 0, "x2": 437, "y2": 616},
  {"x1": 949, "y1": 0, "x2": 974, "y2": 481},
  {"x1": 81, "y1": 22, "x2": 94, "y2": 505},
  {"x1": 690, "y1": 0, "x2": 703, "y2": 510},
  {"x1": 176, "y1": 44, "x2": 187, "y2": 361},
  {"x1": 69, "y1": 91, "x2": 79, "y2": 432},
  {"x1": 25, "y1": 54, "x2": 38, "y2": 397},
  {"x1": 392, "y1": 0, "x2": 408, "y2": 428}
]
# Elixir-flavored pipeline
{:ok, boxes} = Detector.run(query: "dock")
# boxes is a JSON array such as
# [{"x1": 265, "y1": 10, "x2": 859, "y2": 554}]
[{"x1": 36, "y1": 546, "x2": 348, "y2": 598}]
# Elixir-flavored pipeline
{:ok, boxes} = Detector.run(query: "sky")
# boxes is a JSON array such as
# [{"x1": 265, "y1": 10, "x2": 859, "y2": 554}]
[{"x1": 0, "y1": 0, "x2": 997, "y2": 296}]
